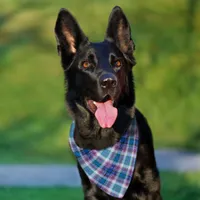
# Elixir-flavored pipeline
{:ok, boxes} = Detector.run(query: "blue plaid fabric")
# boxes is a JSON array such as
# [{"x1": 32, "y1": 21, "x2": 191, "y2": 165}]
[{"x1": 69, "y1": 118, "x2": 139, "y2": 198}]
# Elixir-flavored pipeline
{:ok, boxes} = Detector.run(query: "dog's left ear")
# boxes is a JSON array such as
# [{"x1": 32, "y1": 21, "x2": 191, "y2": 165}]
[{"x1": 105, "y1": 6, "x2": 135, "y2": 66}]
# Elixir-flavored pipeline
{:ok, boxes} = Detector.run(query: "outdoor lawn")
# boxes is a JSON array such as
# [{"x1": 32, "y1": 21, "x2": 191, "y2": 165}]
[{"x1": 0, "y1": 172, "x2": 200, "y2": 200}]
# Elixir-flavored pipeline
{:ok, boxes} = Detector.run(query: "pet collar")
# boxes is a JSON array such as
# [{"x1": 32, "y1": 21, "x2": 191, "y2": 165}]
[{"x1": 69, "y1": 118, "x2": 139, "y2": 198}]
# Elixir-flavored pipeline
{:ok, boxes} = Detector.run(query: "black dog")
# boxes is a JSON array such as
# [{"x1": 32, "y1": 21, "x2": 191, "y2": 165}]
[{"x1": 55, "y1": 6, "x2": 162, "y2": 200}]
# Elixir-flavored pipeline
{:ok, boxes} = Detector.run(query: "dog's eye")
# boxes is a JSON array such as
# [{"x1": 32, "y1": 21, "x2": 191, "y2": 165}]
[
  {"x1": 114, "y1": 60, "x2": 122, "y2": 68},
  {"x1": 82, "y1": 61, "x2": 90, "y2": 69}
]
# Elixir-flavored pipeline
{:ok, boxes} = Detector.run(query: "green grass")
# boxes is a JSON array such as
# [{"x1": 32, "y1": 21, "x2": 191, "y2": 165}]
[
  {"x1": 161, "y1": 172, "x2": 200, "y2": 200},
  {"x1": 0, "y1": 0, "x2": 200, "y2": 163},
  {"x1": 0, "y1": 172, "x2": 200, "y2": 200},
  {"x1": 0, "y1": 188, "x2": 83, "y2": 200}
]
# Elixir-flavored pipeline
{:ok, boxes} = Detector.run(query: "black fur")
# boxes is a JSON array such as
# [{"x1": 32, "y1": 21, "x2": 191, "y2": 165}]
[{"x1": 55, "y1": 6, "x2": 162, "y2": 200}]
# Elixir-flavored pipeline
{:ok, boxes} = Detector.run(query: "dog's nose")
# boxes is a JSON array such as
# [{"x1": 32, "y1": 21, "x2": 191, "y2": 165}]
[{"x1": 100, "y1": 74, "x2": 117, "y2": 89}]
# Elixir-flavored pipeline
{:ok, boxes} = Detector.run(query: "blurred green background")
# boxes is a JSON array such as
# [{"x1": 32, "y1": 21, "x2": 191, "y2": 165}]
[
  {"x1": 0, "y1": 0, "x2": 199, "y2": 164},
  {"x1": 0, "y1": 0, "x2": 200, "y2": 199}
]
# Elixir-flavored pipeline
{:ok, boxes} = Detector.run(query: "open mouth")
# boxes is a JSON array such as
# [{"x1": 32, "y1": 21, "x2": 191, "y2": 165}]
[
  {"x1": 87, "y1": 95, "x2": 113, "y2": 114},
  {"x1": 86, "y1": 95, "x2": 118, "y2": 128}
]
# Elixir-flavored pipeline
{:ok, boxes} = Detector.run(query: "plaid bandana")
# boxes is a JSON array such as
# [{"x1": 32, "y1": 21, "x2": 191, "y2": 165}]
[{"x1": 69, "y1": 118, "x2": 139, "y2": 198}]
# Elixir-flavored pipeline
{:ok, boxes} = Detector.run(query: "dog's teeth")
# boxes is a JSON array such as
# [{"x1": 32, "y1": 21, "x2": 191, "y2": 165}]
[{"x1": 93, "y1": 101, "x2": 96, "y2": 105}]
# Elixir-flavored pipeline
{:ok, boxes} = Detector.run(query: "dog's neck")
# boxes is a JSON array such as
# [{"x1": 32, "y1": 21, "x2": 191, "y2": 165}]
[{"x1": 73, "y1": 104, "x2": 135, "y2": 149}]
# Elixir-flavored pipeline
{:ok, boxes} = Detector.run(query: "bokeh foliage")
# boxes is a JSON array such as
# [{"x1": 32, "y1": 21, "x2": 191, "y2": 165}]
[{"x1": 0, "y1": 0, "x2": 199, "y2": 163}]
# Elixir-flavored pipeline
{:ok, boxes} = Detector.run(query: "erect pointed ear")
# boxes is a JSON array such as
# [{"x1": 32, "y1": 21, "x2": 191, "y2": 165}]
[
  {"x1": 105, "y1": 6, "x2": 136, "y2": 66},
  {"x1": 54, "y1": 9, "x2": 88, "y2": 68}
]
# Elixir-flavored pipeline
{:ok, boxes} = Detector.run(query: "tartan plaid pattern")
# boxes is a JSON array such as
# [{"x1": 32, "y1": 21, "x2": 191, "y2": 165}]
[{"x1": 69, "y1": 118, "x2": 139, "y2": 198}]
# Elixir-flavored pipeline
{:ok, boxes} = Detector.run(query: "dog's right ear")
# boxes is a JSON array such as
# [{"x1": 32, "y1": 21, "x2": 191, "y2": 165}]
[{"x1": 55, "y1": 9, "x2": 88, "y2": 69}]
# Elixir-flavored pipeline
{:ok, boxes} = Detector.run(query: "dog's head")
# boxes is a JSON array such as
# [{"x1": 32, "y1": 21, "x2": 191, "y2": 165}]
[{"x1": 55, "y1": 6, "x2": 136, "y2": 129}]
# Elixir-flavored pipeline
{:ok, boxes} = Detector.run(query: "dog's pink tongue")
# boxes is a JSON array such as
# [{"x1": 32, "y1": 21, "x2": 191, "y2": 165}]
[{"x1": 95, "y1": 100, "x2": 118, "y2": 128}]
